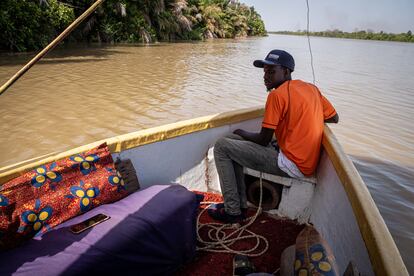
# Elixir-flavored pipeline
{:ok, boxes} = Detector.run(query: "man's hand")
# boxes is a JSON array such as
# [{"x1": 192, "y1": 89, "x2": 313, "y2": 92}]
[
  {"x1": 233, "y1": 127, "x2": 274, "y2": 146},
  {"x1": 233, "y1": 129, "x2": 244, "y2": 137},
  {"x1": 325, "y1": 113, "x2": 339, "y2": 123}
]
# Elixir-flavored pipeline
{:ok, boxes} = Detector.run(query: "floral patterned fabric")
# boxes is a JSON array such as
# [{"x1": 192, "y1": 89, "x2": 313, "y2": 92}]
[
  {"x1": 0, "y1": 143, "x2": 128, "y2": 250},
  {"x1": 294, "y1": 225, "x2": 339, "y2": 276}
]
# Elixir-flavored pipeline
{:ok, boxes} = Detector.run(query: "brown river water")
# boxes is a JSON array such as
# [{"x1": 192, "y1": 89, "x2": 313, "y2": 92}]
[{"x1": 0, "y1": 34, "x2": 413, "y2": 272}]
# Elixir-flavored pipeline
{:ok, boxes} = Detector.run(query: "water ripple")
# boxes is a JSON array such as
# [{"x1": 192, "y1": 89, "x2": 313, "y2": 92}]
[{"x1": 0, "y1": 36, "x2": 413, "y2": 273}]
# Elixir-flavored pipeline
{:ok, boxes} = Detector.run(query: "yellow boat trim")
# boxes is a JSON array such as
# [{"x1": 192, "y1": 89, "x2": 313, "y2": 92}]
[
  {"x1": 323, "y1": 126, "x2": 408, "y2": 276},
  {"x1": 0, "y1": 106, "x2": 264, "y2": 184},
  {"x1": 0, "y1": 106, "x2": 407, "y2": 275}
]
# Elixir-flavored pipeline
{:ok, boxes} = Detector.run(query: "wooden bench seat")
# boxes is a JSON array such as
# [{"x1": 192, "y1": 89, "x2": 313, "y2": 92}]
[{"x1": 244, "y1": 167, "x2": 316, "y2": 223}]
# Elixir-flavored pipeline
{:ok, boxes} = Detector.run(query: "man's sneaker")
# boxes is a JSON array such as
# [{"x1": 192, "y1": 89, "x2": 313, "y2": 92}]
[
  {"x1": 211, "y1": 203, "x2": 248, "y2": 218},
  {"x1": 207, "y1": 203, "x2": 245, "y2": 224}
]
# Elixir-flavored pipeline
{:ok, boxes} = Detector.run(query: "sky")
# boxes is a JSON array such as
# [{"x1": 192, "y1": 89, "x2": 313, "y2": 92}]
[{"x1": 240, "y1": 0, "x2": 414, "y2": 33}]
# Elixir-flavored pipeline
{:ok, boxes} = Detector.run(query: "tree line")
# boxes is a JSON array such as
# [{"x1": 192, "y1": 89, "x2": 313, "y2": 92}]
[
  {"x1": 0, "y1": 0, "x2": 266, "y2": 52},
  {"x1": 270, "y1": 29, "x2": 414, "y2": 43}
]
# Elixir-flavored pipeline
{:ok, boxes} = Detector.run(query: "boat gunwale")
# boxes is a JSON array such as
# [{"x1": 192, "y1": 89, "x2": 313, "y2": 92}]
[
  {"x1": 322, "y1": 126, "x2": 408, "y2": 275},
  {"x1": 0, "y1": 106, "x2": 264, "y2": 182},
  {"x1": 0, "y1": 106, "x2": 408, "y2": 275}
]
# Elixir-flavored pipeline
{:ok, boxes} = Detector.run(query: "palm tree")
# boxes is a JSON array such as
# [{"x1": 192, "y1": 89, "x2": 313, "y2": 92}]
[{"x1": 0, "y1": 0, "x2": 266, "y2": 51}]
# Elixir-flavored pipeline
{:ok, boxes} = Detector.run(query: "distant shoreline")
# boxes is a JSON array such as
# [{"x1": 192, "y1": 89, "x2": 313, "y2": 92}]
[{"x1": 269, "y1": 30, "x2": 414, "y2": 43}]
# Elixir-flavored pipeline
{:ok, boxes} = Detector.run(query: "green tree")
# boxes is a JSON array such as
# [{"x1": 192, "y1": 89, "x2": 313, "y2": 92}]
[
  {"x1": 0, "y1": 0, "x2": 266, "y2": 52},
  {"x1": 270, "y1": 29, "x2": 414, "y2": 44},
  {"x1": 0, "y1": 0, "x2": 74, "y2": 51}
]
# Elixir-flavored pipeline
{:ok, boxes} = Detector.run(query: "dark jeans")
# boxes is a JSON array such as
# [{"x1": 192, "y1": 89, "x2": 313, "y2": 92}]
[{"x1": 214, "y1": 134, "x2": 288, "y2": 215}]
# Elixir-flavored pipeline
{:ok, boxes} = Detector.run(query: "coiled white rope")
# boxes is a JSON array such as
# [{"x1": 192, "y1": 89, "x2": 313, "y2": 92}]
[{"x1": 196, "y1": 173, "x2": 269, "y2": 257}]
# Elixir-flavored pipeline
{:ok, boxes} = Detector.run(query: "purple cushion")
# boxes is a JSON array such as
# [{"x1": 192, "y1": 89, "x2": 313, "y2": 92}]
[{"x1": 0, "y1": 185, "x2": 198, "y2": 275}]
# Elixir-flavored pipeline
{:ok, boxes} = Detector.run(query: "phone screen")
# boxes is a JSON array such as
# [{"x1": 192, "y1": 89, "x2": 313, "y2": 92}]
[{"x1": 70, "y1": 213, "x2": 110, "y2": 234}]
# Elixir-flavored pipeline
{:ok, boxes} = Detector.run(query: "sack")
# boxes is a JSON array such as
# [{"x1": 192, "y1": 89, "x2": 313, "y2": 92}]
[
  {"x1": 294, "y1": 225, "x2": 339, "y2": 276},
  {"x1": 114, "y1": 158, "x2": 140, "y2": 193}
]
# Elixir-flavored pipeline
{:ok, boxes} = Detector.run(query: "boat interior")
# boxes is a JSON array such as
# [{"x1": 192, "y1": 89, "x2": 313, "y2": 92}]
[{"x1": 0, "y1": 108, "x2": 408, "y2": 276}]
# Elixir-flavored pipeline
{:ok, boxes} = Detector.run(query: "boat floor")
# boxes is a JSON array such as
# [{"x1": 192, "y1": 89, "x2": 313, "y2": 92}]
[{"x1": 176, "y1": 191, "x2": 305, "y2": 275}]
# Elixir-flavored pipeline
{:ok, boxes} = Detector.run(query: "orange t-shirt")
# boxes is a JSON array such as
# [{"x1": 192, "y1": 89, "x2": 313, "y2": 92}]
[{"x1": 262, "y1": 80, "x2": 337, "y2": 176}]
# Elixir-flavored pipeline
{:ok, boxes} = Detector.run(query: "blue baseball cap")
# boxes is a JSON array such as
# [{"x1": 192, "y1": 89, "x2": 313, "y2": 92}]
[{"x1": 253, "y1": 49, "x2": 295, "y2": 72}]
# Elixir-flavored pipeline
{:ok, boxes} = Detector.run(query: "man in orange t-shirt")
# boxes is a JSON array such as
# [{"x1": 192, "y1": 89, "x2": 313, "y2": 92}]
[{"x1": 209, "y1": 49, "x2": 338, "y2": 223}]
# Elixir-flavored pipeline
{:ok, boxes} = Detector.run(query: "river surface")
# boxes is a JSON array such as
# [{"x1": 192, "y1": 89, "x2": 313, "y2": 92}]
[{"x1": 0, "y1": 34, "x2": 413, "y2": 272}]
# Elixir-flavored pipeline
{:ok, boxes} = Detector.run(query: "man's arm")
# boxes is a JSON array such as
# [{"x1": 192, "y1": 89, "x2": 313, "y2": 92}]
[
  {"x1": 324, "y1": 113, "x2": 339, "y2": 123},
  {"x1": 233, "y1": 127, "x2": 274, "y2": 146}
]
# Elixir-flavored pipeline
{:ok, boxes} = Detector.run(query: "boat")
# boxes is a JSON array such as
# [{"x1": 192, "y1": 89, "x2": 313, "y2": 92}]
[
  {"x1": 0, "y1": 106, "x2": 408, "y2": 275},
  {"x1": 0, "y1": 1, "x2": 409, "y2": 274}
]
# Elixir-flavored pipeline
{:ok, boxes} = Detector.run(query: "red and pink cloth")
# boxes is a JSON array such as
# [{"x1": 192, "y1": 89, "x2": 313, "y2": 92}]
[{"x1": 0, "y1": 143, "x2": 128, "y2": 250}]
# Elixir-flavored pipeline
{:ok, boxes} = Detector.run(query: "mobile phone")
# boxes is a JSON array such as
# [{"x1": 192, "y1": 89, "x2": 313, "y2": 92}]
[{"x1": 69, "y1": 213, "x2": 110, "y2": 234}]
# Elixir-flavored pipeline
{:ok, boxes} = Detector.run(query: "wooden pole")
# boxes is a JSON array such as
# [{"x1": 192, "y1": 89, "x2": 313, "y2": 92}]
[{"x1": 0, "y1": 0, "x2": 105, "y2": 96}]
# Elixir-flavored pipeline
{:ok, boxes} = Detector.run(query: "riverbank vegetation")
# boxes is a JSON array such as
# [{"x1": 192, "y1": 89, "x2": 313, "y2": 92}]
[
  {"x1": 0, "y1": 0, "x2": 266, "y2": 52},
  {"x1": 270, "y1": 30, "x2": 414, "y2": 43}
]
